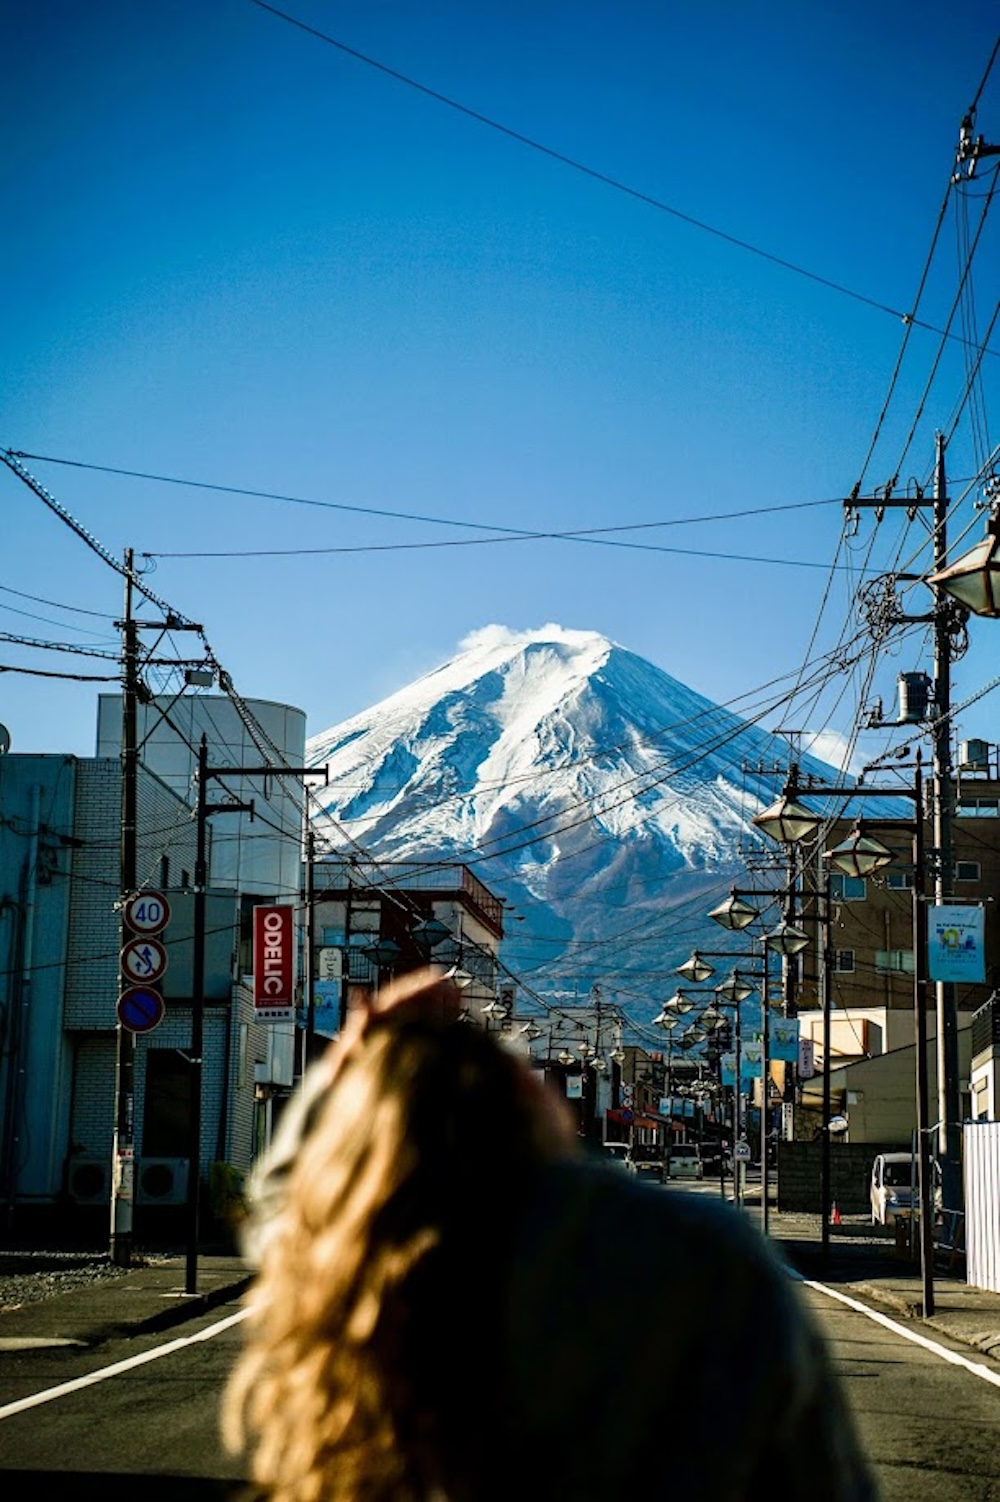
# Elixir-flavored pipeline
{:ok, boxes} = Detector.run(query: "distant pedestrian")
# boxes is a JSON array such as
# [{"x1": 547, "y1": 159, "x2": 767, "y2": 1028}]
[{"x1": 225, "y1": 967, "x2": 878, "y2": 1501}]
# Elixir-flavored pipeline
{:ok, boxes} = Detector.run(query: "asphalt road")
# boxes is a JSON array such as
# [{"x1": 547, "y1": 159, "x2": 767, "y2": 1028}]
[
  {"x1": 804, "y1": 1282, "x2": 1000, "y2": 1502},
  {"x1": 0, "y1": 1301, "x2": 249, "y2": 1499},
  {"x1": 2, "y1": 1282, "x2": 999, "y2": 1499}
]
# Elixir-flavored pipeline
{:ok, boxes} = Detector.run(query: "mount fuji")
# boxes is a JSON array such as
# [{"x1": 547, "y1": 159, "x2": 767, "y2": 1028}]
[{"x1": 306, "y1": 625, "x2": 840, "y2": 1021}]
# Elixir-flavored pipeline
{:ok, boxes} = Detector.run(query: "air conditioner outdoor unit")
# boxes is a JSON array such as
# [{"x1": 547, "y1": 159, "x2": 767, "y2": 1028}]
[
  {"x1": 67, "y1": 1158, "x2": 110, "y2": 1204},
  {"x1": 137, "y1": 1157, "x2": 189, "y2": 1206}
]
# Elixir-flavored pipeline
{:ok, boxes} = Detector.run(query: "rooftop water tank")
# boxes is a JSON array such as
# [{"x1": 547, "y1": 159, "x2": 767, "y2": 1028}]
[{"x1": 959, "y1": 738, "x2": 991, "y2": 771}]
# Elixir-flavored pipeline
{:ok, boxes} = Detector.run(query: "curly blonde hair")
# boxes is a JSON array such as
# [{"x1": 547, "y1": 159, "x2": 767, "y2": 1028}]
[{"x1": 225, "y1": 993, "x2": 563, "y2": 1501}]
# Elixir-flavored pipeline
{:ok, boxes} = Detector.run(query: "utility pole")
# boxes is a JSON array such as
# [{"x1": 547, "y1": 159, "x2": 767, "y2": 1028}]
[
  {"x1": 847, "y1": 443, "x2": 963, "y2": 1210},
  {"x1": 302, "y1": 826, "x2": 316, "y2": 1070},
  {"x1": 110, "y1": 565, "x2": 204, "y2": 1268},
  {"x1": 110, "y1": 549, "x2": 138, "y2": 1267},
  {"x1": 912, "y1": 756, "x2": 936, "y2": 1318},
  {"x1": 185, "y1": 748, "x2": 326, "y2": 1294},
  {"x1": 930, "y1": 435, "x2": 962, "y2": 1211}
]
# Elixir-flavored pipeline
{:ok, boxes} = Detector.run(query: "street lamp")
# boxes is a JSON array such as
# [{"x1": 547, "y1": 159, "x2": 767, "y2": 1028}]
[
  {"x1": 666, "y1": 988, "x2": 697, "y2": 1014},
  {"x1": 752, "y1": 794, "x2": 824, "y2": 845},
  {"x1": 762, "y1": 920, "x2": 811, "y2": 956},
  {"x1": 677, "y1": 950, "x2": 715, "y2": 982},
  {"x1": 823, "y1": 827, "x2": 895, "y2": 879},
  {"x1": 754, "y1": 760, "x2": 937, "y2": 1314},
  {"x1": 927, "y1": 511, "x2": 1000, "y2": 617},
  {"x1": 411, "y1": 917, "x2": 452, "y2": 952},
  {"x1": 709, "y1": 892, "x2": 759, "y2": 930},
  {"x1": 714, "y1": 970, "x2": 755, "y2": 1004}
]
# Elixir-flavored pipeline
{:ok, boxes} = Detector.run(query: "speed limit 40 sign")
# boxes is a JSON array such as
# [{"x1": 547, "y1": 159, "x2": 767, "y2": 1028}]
[{"x1": 124, "y1": 890, "x2": 171, "y2": 935}]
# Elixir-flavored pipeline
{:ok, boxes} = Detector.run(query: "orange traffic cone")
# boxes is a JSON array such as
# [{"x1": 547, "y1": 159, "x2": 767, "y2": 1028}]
[{"x1": 831, "y1": 1202, "x2": 842, "y2": 1226}]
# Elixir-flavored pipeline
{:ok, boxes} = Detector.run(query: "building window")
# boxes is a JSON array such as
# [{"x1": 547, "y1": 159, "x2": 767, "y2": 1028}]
[
  {"x1": 886, "y1": 869, "x2": 914, "y2": 890},
  {"x1": 321, "y1": 925, "x2": 345, "y2": 947},
  {"x1": 834, "y1": 949, "x2": 855, "y2": 973},
  {"x1": 957, "y1": 797, "x2": 999, "y2": 818},
  {"x1": 830, "y1": 873, "x2": 866, "y2": 901},
  {"x1": 955, "y1": 860, "x2": 981, "y2": 882},
  {"x1": 876, "y1": 949, "x2": 915, "y2": 975}
]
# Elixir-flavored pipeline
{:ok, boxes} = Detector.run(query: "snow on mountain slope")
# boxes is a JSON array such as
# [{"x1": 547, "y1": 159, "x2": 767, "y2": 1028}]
[{"x1": 306, "y1": 624, "x2": 839, "y2": 1007}]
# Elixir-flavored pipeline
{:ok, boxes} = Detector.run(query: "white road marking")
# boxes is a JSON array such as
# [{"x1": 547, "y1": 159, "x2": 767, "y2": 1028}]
[
  {"x1": 0, "y1": 1306, "x2": 251, "y2": 1421},
  {"x1": 802, "y1": 1277, "x2": 1000, "y2": 1390}
]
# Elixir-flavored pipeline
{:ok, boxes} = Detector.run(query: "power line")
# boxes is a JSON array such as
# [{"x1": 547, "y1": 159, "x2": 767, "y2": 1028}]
[
  {"x1": 0, "y1": 662, "x2": 119, "y2": 682},
  {"x1": 246, "y1": 0, "x2": 997, "y2": 355},
  {"x1": 0, "y1": 449, "x2": 196, "y2": 625},
  {"x1": 13, "y1": 448, "x2": 844, "y2": 549},
  {"x1": 0, "y1": 580, "x2": 118, "y2": 620}
]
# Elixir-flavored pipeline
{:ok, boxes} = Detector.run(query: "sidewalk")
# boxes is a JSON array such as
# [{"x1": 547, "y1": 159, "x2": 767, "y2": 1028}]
[
  {"x1": 1, "y1": 1214, "x2": 999, "y2": 1365},
  {"x1": 764, "y1": 1205, "x2": 1000, "y2": 1361},
  {"x1": 0, "y1": 1254, "x2": 252, "y2": 1350}
]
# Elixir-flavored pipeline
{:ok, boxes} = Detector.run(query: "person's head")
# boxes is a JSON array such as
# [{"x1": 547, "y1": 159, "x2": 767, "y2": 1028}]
[{"x1": 225, "y1": 967, "x2": 575, "y2": 1502}]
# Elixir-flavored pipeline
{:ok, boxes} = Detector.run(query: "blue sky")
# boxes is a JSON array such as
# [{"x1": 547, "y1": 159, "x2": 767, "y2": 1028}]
[{"x1": 2, "y1": 1, "x2": 998, "y2": 765}]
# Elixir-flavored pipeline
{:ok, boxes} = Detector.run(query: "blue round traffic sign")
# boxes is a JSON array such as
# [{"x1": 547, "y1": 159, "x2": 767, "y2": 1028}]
[{"x1": 118, "y1": 986, "x2": 165, "y2": 1034}]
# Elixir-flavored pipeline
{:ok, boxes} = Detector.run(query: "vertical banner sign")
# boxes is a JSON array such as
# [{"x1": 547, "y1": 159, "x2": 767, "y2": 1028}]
[
  {"x1": 927, "y1": 904, "x2": 986, "y2": 983},
  {"x1": 768, "y1": 1016, "x2": 801, "y2": 1062},
  {"x1": 798, "y1": 1037, "x2": 815, "y2": 1079},
  {"x1": 253, "y1": 904, "x2": 296, "y2": 1022}
]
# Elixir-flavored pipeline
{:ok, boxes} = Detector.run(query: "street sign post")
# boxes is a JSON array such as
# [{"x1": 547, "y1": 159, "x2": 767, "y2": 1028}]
[
  {"x1": 117, "y1": 986, "x2": 166, "y2": 1034},
  {"x1": 123, "y1": 889, "x2": 171, "y2": 935},
  {"x1": 121, "y1": 936, "x2": 168, "y2": 984}
]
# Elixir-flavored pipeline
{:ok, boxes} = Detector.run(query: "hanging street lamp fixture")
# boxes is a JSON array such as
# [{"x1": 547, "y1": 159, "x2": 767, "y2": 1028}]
[
  {"x1": 714, "y1": 970, "x2": 755, "y2": 1004},
  {"x1": 763, "y1": 920, "x2": 811, "y2": 957},
  {"x1": 927, "y1": 511, "x2": 1000, "y2": 618},
  {"x1": 411, "y1": 917, "x2": 452, "y2": 951},
  {"x1": 709, "y1": 892, "x2": 759, "y2": 930},
  {"x1": 823, "y1": 828, "x2": 896, "y2": 879},
  {"x1": 752, "y1": 794, "x2": 824, "y2": 845},
  {"x1": 677, "y1": 950, "x2": 715, "y2": 982}
]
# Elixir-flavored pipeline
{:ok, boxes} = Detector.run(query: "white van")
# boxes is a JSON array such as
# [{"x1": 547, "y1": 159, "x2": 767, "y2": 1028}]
[
  {"x1": 870, "y1": 1152, "x2": 942, "y2": 1225},
  {"x1": 666, "y1": 1145, "x2": 703, "y2": 1181}
]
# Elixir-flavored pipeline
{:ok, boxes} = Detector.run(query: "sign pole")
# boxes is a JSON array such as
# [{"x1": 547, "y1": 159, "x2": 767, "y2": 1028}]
[{"x1": 110, "y1": 548, "x2": 138, "y2": 1268}]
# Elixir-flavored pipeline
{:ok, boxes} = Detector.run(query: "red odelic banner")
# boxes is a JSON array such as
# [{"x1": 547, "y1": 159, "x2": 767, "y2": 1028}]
[{"x1": 253, "y1": 904, "x2": 295, "y2": 1020}]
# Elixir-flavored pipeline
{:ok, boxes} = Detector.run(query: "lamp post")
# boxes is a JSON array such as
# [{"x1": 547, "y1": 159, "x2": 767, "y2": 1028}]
[
  {"x1": 752, "y1": 759, "x2": 936, "y2": 1314},
  {"x1": 698, "y1": 913, "x2": 780, "y2": 1223}
]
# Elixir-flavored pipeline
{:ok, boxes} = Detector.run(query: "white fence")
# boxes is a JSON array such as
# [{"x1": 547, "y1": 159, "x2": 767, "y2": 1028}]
[{"x1": 964, "y1": 1120, "x2": 1000, "y2": 1294}]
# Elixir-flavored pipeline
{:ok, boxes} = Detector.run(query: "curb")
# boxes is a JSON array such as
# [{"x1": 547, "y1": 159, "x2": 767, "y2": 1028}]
[{"x1": 95, "y1": 1273, "x2": 254, "y2": 1344}]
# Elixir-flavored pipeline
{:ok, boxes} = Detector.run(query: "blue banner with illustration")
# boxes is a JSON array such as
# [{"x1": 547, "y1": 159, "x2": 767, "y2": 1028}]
[
  {"x1": 302, "y1": 980, "x2": 342, "y2": 1039},
  {"x1": 720, "y1": 1049, "x2": 761, "y2": 1088},
  {"x1": 927, "y1": 904, "x2": 985, "y2": 983},
  {"x1": 659, "y1": 1097, "x2": 696, "y2": 1118},
  {"x1": 768, "y1": 1016, "x2": 800, "y2": 1062}
]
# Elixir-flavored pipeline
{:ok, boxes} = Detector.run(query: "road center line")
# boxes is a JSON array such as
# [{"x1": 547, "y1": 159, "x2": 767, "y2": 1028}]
[
  {"x1": 0, "y1": 1306, "x2": 251, "y2": 1421},
  {"x1": 801, "y1": 1277, "x2": 1000, "y2": 1390}
]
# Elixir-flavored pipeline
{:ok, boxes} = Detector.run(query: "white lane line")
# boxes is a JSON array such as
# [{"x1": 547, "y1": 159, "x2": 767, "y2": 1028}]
[
  {"x1": 802, "y1": 1278, "x2": 1000, "y2": 1390},
  {"x1": 0, "y1": 1306, "x2": 251, "y2": 1421}
]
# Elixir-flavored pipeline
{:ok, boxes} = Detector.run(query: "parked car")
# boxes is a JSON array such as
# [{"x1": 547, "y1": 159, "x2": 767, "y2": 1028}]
[
  {"x1": 632, "y1": 1154, "x2": 665, "y2": 1184},
  {"x1": 603, "y1": 1142, "x2": 637, "y2": 1174},
  {"x1": 870, "y1": 1152, "x2": 942, "y2": 1225},
  {"x1": 666, "y1": 1145, "x2": 703, "y2": 1181}
]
